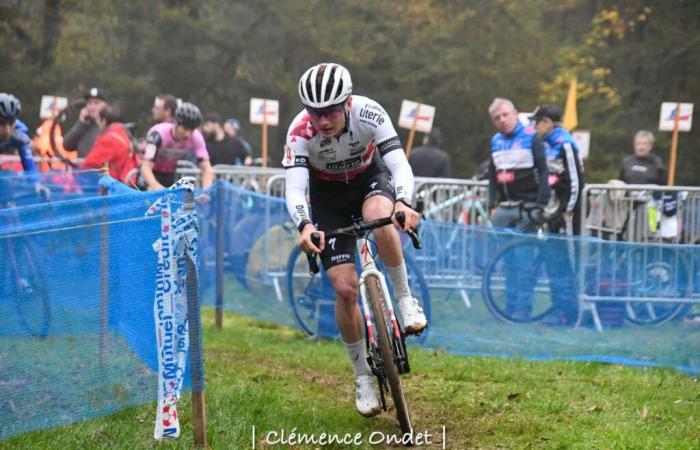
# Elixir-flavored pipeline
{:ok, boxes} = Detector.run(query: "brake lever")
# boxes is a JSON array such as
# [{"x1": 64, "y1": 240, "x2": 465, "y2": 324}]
[
  {"x1": 394, "y1": 211, "x2": 422, "y2": 250},
  {"x1": 306, "y1": 232, "x2": 321, "y2": 275}
]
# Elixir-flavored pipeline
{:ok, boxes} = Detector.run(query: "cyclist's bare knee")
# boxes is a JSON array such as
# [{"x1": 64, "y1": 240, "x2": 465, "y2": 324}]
[{"x1": 362, "y1": 195, "x2": 393, "y2": 221}]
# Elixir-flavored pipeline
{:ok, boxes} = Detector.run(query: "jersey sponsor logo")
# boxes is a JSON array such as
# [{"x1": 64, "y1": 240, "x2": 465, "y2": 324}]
[
  {"x1": 318, "y1": 146, "x2": 336, "y2": 162},
  {"x1": 496, "y1": 171, "x2": 516, "y2": 184},
  {"x1": 320, "y1": 138, "x2": 332, "y2": 147},
  {"x1": 358, "y1": 107, "x2": 385, "y2": 126},
  {"x1": 330, "y1": 253, "x2": 351, "y2": 263},
  {"x1": 326, "y1": 156, "x2": 362, "y2": 171},
  {"x1": 377, "y1": 137, "x2": 401, "y2": 155},
  {"x1": 328, "y1": 237, "x2": 337, "y2": 250},
  {"x1": 631, "y1": 165, "x2": 649, "y2": 173},
  {"x1": 294, "y1": 204, "x2": 309, "y2": 222},
  {"x1": 370, "y1": 181, "x2": 378, "y2": 189}
]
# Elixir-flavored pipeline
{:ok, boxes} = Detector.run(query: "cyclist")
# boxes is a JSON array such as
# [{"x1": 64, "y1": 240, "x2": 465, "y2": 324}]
[
  {"x1": 140, "y1": 102, "x2": 213, "y2": 190},
  {"x1": 283, "y1": 63, "x2": 426, "y2": 418},
  {"x1": 0, "y1": 93, "x2": 36, "y2": 173}
]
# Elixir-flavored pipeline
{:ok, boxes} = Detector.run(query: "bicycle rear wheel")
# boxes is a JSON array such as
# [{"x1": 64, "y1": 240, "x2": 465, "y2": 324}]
[
  {"x1": 482, "y1": 239, "x2": 554, "y2": 324},
  {"x1": 366, "y1": 274, "x2": 412, "y2": 440},
  {"x1": 10, "y1": 238, "x2": 50, "y2": 337}
]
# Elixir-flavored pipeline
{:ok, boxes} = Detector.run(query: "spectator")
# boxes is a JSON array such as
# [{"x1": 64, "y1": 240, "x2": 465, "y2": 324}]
[
  {"x1": 80, "y1": 105, "x2": 138, "y2": 183},
  {"x1": 202, "y1": 113, "x2": 252, "y2": 166},
  {"x1": 223, "y1": 118, "x2": 255, "y2": 160},
  {"x1": 531, "y1": 104, "x2": 584, "y2": 234},
  {"x1": 152, "y1": 94, "x2": 178, "y2": 124},
  {"x1": 531, "y1": 104, "x2": 581, "y2": 325},
  {"x1": 487, "y1": 97, "x2": 549, "y2": 321},
  {"x1": 140, "y1": 102, "x2": 213, "y2": 190},
  {"x1": 487, "y1": 97, "x2": 549, "y2": 229},
  {"x1": 619, "y1": 130, "x2": 666, "y2": 186},
  {"x1": 408, "y1": 127, "x2": 451, "y2": 178},
  {"x1": 63, "y1": 87, "x2": 108, "y2": 157}
]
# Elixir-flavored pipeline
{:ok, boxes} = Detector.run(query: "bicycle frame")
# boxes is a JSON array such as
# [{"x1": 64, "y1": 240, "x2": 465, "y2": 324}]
[{"x1": 357, "y1": 237, "x2": 406, "y2": 371}]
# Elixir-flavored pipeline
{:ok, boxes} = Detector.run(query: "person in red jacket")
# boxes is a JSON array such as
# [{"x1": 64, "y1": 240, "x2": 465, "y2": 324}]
[{"x1": 81, "y1": 105, "x2": 138, "y2": 183}]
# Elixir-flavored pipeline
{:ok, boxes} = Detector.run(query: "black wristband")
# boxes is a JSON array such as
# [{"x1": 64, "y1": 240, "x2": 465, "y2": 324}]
[{"x1": 297, "y1": 219, "x2": 312, "y2": 234}]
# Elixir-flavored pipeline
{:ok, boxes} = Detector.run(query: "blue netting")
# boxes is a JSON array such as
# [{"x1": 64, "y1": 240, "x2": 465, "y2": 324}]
[
  {"x1": 2, "y1": 177, "x2": 699, "y2": 440},
  {"x1": 0, "y1": 185, "x2": 196, "y2": 439},
  {"x1": 196, "y1": 181, "x2": 700, "y2": 376},
  {"x1": 0, "y1": 169, "x2": 102, "y2": 207}
]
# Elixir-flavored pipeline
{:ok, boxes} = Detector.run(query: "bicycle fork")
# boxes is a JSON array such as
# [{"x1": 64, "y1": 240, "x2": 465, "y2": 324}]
[{"x1": 357, "y1": 239, "x2": 411, "y2": 380}]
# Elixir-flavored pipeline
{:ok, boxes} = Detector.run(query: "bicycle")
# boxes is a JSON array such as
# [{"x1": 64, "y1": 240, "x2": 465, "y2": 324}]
[
  {"x1": 480, "y1": 203, "x2": 564, "y2": 324},
  {"x1": 0, "y1": 177, "x2": 51, "y2": 337},
  {"x1": 296, "y1": 212, "x2": 423, "y2": 439},
  {"x1": 482, "y1": 202, "x2": 693, "y2": 327},
  {"x1": 287, "y1": 221, "x2": 431, "y2": 342}
]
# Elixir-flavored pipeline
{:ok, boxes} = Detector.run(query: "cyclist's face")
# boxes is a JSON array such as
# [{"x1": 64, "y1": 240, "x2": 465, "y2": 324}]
[
  {"x1": 0, "y1": 120, "x2": 14, "y2": 141},
  {"x1": 634, "y1": 136, "x2": 652, "y2": 157},
  {"x1": 307, "y1": 98, "x2": 350, "y2": 138},
  {"x1": 490, "y1": 104, "x2": 518, "y2": 135},
  {"x1": 173, "y1": 124, "x2": 193, "y2": 141}
]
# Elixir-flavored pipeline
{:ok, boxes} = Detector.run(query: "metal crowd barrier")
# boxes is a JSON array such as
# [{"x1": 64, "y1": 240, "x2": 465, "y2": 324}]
[{"x1": 578, "y1": 183, "x2": 700, "y2": 330}]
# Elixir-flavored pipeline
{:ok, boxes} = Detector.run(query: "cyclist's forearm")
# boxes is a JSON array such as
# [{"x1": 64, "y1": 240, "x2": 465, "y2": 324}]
[
  {"x1": 382, "y1": 148, "x2": 414, "y2": 204},
  {"x1": 139, "y1": 161, "x2": 162, "y2": 189},
  {"x1": 284, "y1": 166, "x2": 311, "y2": 229},
  {"x1": 199, "y1": 160, "x2": 213, "y2": 189}
]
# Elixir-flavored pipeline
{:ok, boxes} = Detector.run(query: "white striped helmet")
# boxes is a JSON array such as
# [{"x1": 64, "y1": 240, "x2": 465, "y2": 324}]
[{"x1": 298, "y1": 63, "x2": 353, "y2": 108}]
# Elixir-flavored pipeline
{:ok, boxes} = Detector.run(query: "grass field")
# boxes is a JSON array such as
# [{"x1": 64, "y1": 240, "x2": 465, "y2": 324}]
[{"x1": 2, "y1": 307, "x2": 698, "y2": 449}]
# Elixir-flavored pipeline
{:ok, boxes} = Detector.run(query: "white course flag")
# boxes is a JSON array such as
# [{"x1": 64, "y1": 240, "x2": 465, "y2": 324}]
[
  {"x1": 659, "y1": 102, "x2": 693, "y2": 132},
  {"x1": 39, "y1": 95, "x2": 68, "y2": 119},
  {"x1": 147, "y1": 177, "x2": 199, "y2": 440},
  {"x1": 398, "y1": 100, "x2": 435, "y2": 133},
  {"x1": 250, "y1": 98, "x2": 279, "y2": 126}
]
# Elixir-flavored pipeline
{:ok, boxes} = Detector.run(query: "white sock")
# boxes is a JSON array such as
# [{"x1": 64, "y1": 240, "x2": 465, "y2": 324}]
[
  {"x1": 386, "y1": 262, "x2": 411, "y2": 301},
  {"x1": 344, "y1": 339, "x2": 372, "y2": 377}
]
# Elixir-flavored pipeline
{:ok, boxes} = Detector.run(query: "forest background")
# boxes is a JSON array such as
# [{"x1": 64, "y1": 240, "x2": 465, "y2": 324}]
[{"x1": 2, "y1": 0, "x2": 698, "y2": 184}]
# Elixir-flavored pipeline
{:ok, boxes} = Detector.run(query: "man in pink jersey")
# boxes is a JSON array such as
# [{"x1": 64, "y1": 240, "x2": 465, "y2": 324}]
[{"x1": 141, "y1": 102, "x2": 213, "y2": 190}]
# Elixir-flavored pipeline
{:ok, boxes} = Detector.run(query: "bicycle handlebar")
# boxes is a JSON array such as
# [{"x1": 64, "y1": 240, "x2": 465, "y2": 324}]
[{"x1": 305, "y1": 211, "x2": 421, "y2": 275}]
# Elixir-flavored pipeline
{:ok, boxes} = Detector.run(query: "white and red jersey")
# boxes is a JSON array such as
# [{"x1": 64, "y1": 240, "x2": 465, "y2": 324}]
[{"x1": 282, "y1": 95, "x2": 415, "y2": 229}]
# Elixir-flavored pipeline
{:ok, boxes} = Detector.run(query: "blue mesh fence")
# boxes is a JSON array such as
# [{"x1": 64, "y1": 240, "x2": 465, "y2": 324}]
[
  {"x1": 0, "y1": 186, "x2": 195, "y2": 439},
  {"x1": 2, "y1": 177, "x2": 699, "y2": 440},
  {"x1": 0, "y1": 169, "x2": 102, "y2": 207},
  {"x1": 197, "y1": 181, "x2": 700, "y2": 376}
]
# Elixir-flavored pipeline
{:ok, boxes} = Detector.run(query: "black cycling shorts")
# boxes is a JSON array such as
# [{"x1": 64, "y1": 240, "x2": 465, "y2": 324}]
[{"x1": 309, "y1": 165, "x2": 395, "y2": 270}]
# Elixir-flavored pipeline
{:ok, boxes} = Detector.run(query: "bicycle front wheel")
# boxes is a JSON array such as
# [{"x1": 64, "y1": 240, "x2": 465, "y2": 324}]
[
  {"x1": 366, "y1": 274, "x2": 412, "y2": 439},
  {"x1": 286, "y1": 245, "x2": 336, "y2": 336},
  {"x1": 482, "y1": 239, "x2": 555, "y2": 324}
]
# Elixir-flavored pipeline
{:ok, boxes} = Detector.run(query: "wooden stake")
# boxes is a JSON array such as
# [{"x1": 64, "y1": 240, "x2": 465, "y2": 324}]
[
  {"x1": 262, "y1": 100, "x2": 268, "y2": 168},
  {"x1": 667, "y1": 102, "x2": 681, "y2": 186},
  {"x1": 404, "y1": 103, "x2": 421, "y2": 158}
]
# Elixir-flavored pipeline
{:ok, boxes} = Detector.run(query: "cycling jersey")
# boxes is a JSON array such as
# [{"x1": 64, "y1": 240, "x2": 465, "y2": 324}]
[
  {"x1": 283, "y1": 95, "x2": 414, "y2": 229},
  {"x1": 0, "y1": 119, "x2": 36, "y2": 172},
  {"x1": 488, "y1": 122, "x2": 548, "y2": 208},
  {"x1": 542, "y1": 126, "x2": 583, "y2": 213},
  {"x1": 143, "y1": 122, "x2": 209, "y2": 186}
]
